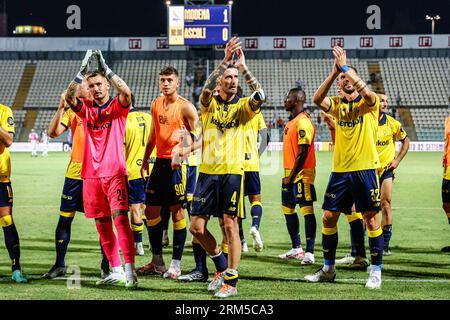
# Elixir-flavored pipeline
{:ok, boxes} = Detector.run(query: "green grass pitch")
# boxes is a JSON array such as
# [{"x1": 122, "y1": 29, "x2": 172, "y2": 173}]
[{"x1": 1, "y1": 151, "x2": 449, "y2": 300}]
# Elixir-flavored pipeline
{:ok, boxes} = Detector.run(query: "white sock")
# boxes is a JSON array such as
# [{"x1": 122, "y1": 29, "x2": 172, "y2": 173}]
[
  {"x1": 112, "y1": 266, "x2": 124, "y2": 274},
  {"x1": 170, "y1": 259, "x2": 181, "y2": 269},
  {"x1": 125, "y1": 263, "x2": 135, "y2": 274},
  {"x1": 226, "y1": 268, "x2": 238, "y2": 276},
  {"x1": 322, "y1": 264, "x2": 335, "y2": 273}
]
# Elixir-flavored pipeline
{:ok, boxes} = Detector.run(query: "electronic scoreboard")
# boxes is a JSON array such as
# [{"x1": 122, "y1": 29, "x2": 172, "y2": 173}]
[{"x1": 168, "y1": 5, "x2": 231, "y2": 45}]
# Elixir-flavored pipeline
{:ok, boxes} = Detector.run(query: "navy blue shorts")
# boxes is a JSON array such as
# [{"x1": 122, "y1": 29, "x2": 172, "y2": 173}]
[
  {"x1": 442, "y1": 179, "x2": 450, "y2": 204},
  {"x1": 0, "y1": 182, "x2": 13, "y2": 207},
  {"x1": 186, "y1": 165, "x2": 197, "y2": 195},
  {"x1": 128, "y1": 178, "x2": 146, "y2": 204},
  {"x1": 191, "y1": 173, "x2": 244, "y2": 218},
  {"x1": 379, "y1": 169, "x2": 395, "y2": 187},
  {"x1": 244, "y1": 171, "x2": 261, "y2": 196},
  {"x1": 145, "y1": 158, "x2": 187, "y2": 207},
  {"x1": 322, "y1": 169, "x2": 381, "y2": 214},
  {"x1": 282, "y1": 180, "x2": 316, "y2": 206},
  {"x1": 60, "y1": 177, "x2": 84, "y2": 213}
]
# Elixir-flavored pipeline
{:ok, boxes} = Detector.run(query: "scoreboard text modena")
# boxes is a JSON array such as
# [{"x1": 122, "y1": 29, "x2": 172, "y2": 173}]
[{"x1": 168, "y1": 5, "x2": 231, "y2": 45}]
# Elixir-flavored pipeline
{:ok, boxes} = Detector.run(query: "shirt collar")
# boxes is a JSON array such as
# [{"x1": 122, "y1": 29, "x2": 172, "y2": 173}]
[
  {"x1": 93, "y1": 97, "x2": 113, "y2": 109},
  {"x1": 342, "y1": 95, "x2": 362, "y2": 104},
  {"x1": 216, "y1": 94, "x2": 240, "y2": 105},
  {"x1": 379, "y1": 112, "x2": 387, "y2": 125}
]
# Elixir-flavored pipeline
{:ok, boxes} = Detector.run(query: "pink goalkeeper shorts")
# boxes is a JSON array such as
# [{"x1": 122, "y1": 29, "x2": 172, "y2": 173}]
[{"x1": 83, "y1": 175, "x2": 129, "y2": 219}]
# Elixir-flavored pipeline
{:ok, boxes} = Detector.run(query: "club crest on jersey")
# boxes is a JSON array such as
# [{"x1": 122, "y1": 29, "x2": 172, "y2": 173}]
[
  {"x1": 7, "y1": 117, "x2": 14, "y2": 126},
  {"x1": 159, "y1": 115, "x2": 169, "y2": 124}
]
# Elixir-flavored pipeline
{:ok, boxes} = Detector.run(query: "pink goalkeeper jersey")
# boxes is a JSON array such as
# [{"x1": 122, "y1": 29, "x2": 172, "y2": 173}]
[{"x1": 75, "y1": 96, "x2": 130, "y2": 179}]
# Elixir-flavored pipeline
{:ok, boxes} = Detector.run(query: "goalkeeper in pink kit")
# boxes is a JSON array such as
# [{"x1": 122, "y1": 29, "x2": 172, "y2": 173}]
[{"x1": 64, "y1": 50, "x2": 137, "y2": 288}]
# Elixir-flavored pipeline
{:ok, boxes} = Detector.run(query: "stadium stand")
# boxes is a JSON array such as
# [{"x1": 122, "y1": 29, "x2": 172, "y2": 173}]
[
  {"x1": 0, "y1": 60, "x2": 27, "y2": 107},
  {"x1": 1, "y1": 55, "x2": 448, "y2": 142}
]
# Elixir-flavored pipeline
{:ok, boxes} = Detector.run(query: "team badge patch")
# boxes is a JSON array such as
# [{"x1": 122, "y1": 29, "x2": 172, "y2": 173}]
[
  {"x1": 299, "y1": 130, "x2": 306, "y2": 138},
  {"x1": 7, "y1": 117, "x2": 14, "y2": 126}
]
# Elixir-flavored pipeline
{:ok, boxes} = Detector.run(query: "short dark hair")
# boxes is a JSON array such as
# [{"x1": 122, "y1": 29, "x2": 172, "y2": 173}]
[
  {"x1": 86, "y1": 70, "x2": 107, "y2": 81},
  {"x1": 159, "y1": 66, "x2": 179, "y2": 77},
  {"x1": 289, "y1": 87, "x2": 306, "y2": 102}
]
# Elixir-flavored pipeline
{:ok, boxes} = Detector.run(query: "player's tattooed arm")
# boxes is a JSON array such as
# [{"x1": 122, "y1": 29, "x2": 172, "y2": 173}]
[
  {"x1": 235, "y1": 48, "x2": 265, "y2": 110},
  {"x1": 110, "y1": 74, "x2": 132, "y2": 107},
  {"x1": 313, "y1": 62, "x2": 340, "y2": 112},
  {"x1": 48, "y1": 91, "x2": 68, "y2": 138},
  {"x1": 200, "y1": 36, "x2": 242, "y2": 107},
  {"x1": 332, "y1": 46, "x2": 377, "y2": 106},
  {"x1": 200, "y1": 62, "x2": 227, "y2": 107}
]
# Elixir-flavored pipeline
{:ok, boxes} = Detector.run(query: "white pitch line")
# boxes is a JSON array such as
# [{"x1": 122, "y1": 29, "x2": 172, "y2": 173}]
[
  {"x1": 48, "y1": 277, "x2": 450, "y2": 284},
  {"x1": 292, "y1": 278, "x2": 450, "y2": 283}
]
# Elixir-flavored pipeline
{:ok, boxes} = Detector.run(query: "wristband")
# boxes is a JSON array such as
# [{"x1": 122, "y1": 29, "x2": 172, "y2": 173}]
[
  {"x1": 106, "y1": 68, "x2": 116, "y2": 80},
  {"x1": 74, "y1": 72, "x2": 83, "y2": 84},
  {"x1": 340, "y1": 65, "x2": 350, "y2": 73}
]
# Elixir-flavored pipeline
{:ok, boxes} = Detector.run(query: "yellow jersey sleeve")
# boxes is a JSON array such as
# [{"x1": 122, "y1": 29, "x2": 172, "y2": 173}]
[
  {"x1": 199, "y1": 93, "x2": 215, "y2": 114},
  {"x1": 0, "y1": 105, "x2": 14, "y2": 182},
  {"x1": 258, "y1": 113, "x2": 267, "y2": 131},
  {"x1": 296, "y1": 117, "x2": 314, "y2": 145},
  {"x1": 61, "y1": 109, "x2": 72, "y2": 128},
  {"x1": 327, "y1": 96, "x2": 340, "y2": 118},
  {"x1": 391, "y1": 118, "x2": 407, "y2": 141}
]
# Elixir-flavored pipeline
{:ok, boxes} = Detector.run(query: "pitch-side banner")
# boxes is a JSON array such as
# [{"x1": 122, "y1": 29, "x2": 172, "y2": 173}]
[
  {"x1": 0, "y1": 34, "x2": 448, "y2": 51},
  {"x1": 267, "y1": 142, "x2": 444, "y2": 152},
  {"x1": 9, "y1": 142, "x2": 64, "y2": 152}
]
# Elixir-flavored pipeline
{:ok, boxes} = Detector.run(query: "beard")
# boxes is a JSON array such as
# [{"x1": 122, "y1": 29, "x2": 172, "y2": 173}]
[{"x1": 342, "y1": 86, "x2": 355, "y2": 94}]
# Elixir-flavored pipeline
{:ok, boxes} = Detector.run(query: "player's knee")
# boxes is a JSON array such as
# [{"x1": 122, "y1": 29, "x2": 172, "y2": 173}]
[
  {"x1": 171, "y1": 207, "x2": 185, "y2": 222},
  {"x1": 222, "y1": 216, "x2": 238, "y2": 236},
  {"x1": 322, "y1": 211, "x2": 338, "y2": 227},
  {"x1": 189, "y1": 224, "x2": 204, "y2": 237},
  {"x1": 381, "y1": 198, "x2": 391, "y2": 209},
  {"x1": 364, "y1": 215, "x2": 379, "y2": 231}
]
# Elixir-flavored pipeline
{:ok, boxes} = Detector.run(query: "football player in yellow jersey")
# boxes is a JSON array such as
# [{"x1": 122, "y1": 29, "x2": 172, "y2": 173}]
[
  {"x1": 376, "y1": 94, "x2": 409, "y2": 256},
  {"x1": 124, "y1": 102, "x2": 152, "y2": 257},
  {"x1": 0, "y1": 103, "x2": 27, "y2": 283},
  {"x1": 189, "y1": 37, "x2": 265, "y2": 298},
  {"x1": 43, "y1": 83, "x2": 111, "y2": 279},
  {"x1": 242, "y1": 112, "x2": 269, "y2": 253},
  {"x1": 305, "y1": 46, "x2": 383, "y2": 289},
  {"x1": 328, "y1": 86, "x2": 369, "y2": 270},
  {"x1": 442, "y1": 111, "x2": 450, "y2": 253}
]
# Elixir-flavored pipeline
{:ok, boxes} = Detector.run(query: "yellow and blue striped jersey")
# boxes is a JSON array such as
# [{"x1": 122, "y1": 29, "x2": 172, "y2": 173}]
[
  {"x1": 377, "y1": 113, "x2": 408, "y2": 169},
  {"x1": 244, "y1": 112, "x2": 266, "y2": 172},
  {"x1": 0, "y1": 104, "x2": 15, "y2": 182},
  {"x1": 200, "y1": 95, "x2": 259, "y2": 175},
  {"x1": 124, "y1": 110, "x2": 152, "y2": 181},
  {"x1": 327, "y1": 95, "x2": 380, "y2": 172}
]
